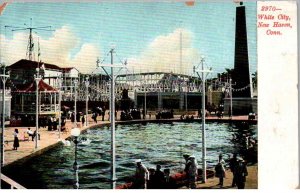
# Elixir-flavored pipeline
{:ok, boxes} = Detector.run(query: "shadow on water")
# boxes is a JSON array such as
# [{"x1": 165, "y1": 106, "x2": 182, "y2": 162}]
[{"x1": 3, "y1": 121, "x2": 257, "y2": 189}]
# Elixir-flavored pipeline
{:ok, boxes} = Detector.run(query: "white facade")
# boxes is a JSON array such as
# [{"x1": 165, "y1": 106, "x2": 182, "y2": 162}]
[
  {"x1": 0, "y1": 89, "x2": 12, "y2": 119},
  {"x1": 44, "y1": 69, "x2": 63, "y2": 87},
  {"x1": 67, "y1": 68, "x2": 79, "y2": 78}
]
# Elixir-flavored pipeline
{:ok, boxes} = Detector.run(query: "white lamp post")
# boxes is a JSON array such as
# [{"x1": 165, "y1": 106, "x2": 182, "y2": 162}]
[
  {"x1": 0, "y1": 64, "x2": 9, "y2": 183},
  {"x1": 185, "y1": 81, "x2": 188, "y2": 113},
  {"x1": 109, "y1": 49, "x2": 116, "y2": 189},
  {"x1": 85, "y1": 76, "x2": 90, "y2": 127},
  {"x1": 98, "y1": 47, "x2": 126, "y2": 189},
  {"x1": 73, "y1": 79, "x2": 78, "y2": 127},
  {"x1": 71, "y1": 127, "x2": 80, "y2": 189},
  {"x1": 57, "y1": 76, "x2": 62, "y2": 139},
  {"x1": 194, "y1": 58, "x2": 212, "y2": 183},
  {"x1": 144, "y1": 82, "x2": 147, "y2": 119},
  {"x1": 229, "y1": 78, "x2": 233, "y2": 119},
  {"x1": 34, "y1": 68, "x2": 42, "y2": 149}
]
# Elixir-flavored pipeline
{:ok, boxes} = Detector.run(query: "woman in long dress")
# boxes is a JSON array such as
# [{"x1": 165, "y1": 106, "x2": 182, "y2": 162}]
[{"x1": 13, "y1": 128, "x2": 19, "y2": 150}]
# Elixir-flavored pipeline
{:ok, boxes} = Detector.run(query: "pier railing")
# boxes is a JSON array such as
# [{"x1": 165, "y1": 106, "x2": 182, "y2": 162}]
[{"x1": 1, "y1": 174, "x2": 26, "y2": 189}]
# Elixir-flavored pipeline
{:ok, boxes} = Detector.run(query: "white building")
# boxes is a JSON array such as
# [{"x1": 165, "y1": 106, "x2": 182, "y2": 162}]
[{"x1": 0, "y1": 89, "x2": 12, "y2": 119}]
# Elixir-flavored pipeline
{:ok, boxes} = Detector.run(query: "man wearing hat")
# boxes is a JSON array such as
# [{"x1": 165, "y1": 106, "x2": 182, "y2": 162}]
[
  {"x1": 187, "y1": 155, "x2": 198, "y2": 189},
  {"x1": 183, "y1": 154, "x2": 190, "y2": 173},
  {"x1": 234, "y1": 157, "x2": 248, "y2": 189},
  {"x1": 215, "y1": 154, "x2": 226, "y2": 188},
  {"x1": 134, "y1": 159, "x2": 149, "y2": 189},
  {"x1": 229, "y1": 153, "x2": 238, "y2": 187}
]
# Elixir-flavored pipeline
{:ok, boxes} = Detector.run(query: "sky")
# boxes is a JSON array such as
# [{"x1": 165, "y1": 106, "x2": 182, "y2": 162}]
[{"x1": 0, "y1": 1, "x2": 257, "y2": 77}]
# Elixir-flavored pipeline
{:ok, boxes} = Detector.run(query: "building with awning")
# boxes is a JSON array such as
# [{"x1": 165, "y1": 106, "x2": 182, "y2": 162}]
[
  {"x1": 8, "y1": 59, "x2": 80, "y2": 102},
  {"x1": 11, "y1": 79, "x2": 59, "y2": 126}
]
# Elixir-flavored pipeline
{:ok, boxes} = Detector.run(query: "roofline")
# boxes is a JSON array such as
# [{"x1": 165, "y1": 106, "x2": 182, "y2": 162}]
[
  {"x1": 8, "y1": 59, "x2": 81, "y2": 72},
  {"x1": 117, "y1": 71, "x2": 197, "y2": 78}
]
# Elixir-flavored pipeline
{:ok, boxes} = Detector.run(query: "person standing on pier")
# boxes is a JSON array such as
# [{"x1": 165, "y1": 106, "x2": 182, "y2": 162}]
[
  {"x1": 234, "y1": 157, "x2": 248, "y2": 189},
  {"x1": 147, "y1": 168, "x2": 155, "y2": 189},
  {"x1": 13, "y1": 128, "x2": 19, "y2": 150},
  {"x1": 163, "y1": 168, "x2": 177, "y2": 189},
  {"x1": 81, "y1": 115, "x2": 85, "y2": 126},
  {"x1": 229, "y1": 153, "x2": 238, "y2": 187},
  {"x1": 215, "y1": 154, "x2": 226, "y2": 188},
  {"x1": 92, "y1": 112, "x2": 97, "y2": 123},
  {"x1": 76, "y1": 112, "x2": 81, "y2": 123},
  {"x1": 71, "y1": 112, "x2": 75, "y2": 123},
  {"x1": 102, "y1": 106, "x2": 106, "y2": 121},
  {"x1": 183, "y1": 154, "x2": 191, "y2": 187},
  {"x1": 134, "y1": 159, "x2": 149, "y2": 189},
  {"x1": 153, "y1": 164, "x2": 165, "y2": 189},
  {"x1": 187, "y1": 155, "x2": 198, "y2": 189}
]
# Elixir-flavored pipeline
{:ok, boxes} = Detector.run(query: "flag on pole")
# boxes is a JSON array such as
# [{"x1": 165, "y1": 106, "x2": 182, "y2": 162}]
[
  {"x1": 0, "y1": 2, "x2": 8, "y2": 15},
  {"x1": 185, "y1": 1, "x2": 195, "y2": 6}
]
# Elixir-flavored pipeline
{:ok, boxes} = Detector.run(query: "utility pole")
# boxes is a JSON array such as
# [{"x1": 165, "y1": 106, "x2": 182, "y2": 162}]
[{"x1": 5, "y1": 18, "x2": 53, "y2": 61}]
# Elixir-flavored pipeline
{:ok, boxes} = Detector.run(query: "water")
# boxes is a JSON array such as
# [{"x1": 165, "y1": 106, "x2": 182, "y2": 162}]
[{"x1": 3, "y1": 122, "x2": 257, "y2": 189}]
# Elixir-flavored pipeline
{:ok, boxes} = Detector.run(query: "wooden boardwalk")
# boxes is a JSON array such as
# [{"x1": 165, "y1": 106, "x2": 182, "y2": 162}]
[
  {"x1": 3, "y1": 113, "x2": 256, "y2": 167},
  {"x1": 2, "y1": 112, "x2": 257, "y2": 189}
]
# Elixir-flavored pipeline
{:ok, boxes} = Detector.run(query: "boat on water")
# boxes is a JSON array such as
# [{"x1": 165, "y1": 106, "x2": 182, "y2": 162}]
[{"x1": 116, "y1": 169, "x2": 215, "y2": 189}]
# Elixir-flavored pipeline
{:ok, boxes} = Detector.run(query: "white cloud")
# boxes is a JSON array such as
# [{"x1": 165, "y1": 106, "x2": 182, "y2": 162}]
[
  {"x1": 39, "y1": 26, "x2": 79, "y2": 66},
  {"x1": 0, "y1": 26, "x2": 101, "y2": 73},
  {"x1": 1, "y1": 32, "x2": 28, "y2": 64},
  {"x1": 70, "y1": 43, "x2": 100, "y2": 74},
  {"x1": 127, "y1": 28, "x2": 201, "y2": 74},
  {"x1": 1, "y1": 27, "x2": 200, "y2": 75}
]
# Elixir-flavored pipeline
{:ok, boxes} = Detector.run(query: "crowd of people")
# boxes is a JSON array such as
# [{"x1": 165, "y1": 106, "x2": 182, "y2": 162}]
[
  {"x1": 215, "y1": 153, "x2": 248, "y2": 189},
  {"x1": 133, "y1": 159, "x2": 178, "y2": 189},
  {"x1": 180, "y1": 114, "x2": 195, "y2": 121},
  {"x1": 133, "y1": 154, "x2": 199, "y2": 189},
  {"x1": 155, "y1": 109, "x2": 174, "y2": 119},
  {"x1": 120, "y1": 109, "x2": 142, "y2": 121},
  {"x1": 132, "y1": 153, "x2": 249, "y2": 189}
]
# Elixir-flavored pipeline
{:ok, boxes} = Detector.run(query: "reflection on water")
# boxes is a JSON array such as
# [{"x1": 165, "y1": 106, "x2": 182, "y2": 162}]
[{"x1": 3, "y1": 122, "x2": 257, "y2": 189}]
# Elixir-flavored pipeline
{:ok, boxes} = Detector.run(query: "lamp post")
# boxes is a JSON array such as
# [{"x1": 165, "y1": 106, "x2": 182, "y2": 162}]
[
  {"x1": 71, "y1": 127, "x2": 80, "y2": 189},
  {"x1": 98, "y1": 48, "x2": 126, "y2": 189},
  {"x1": 85, "y1": 76, "x2": 90, "y2": 127},
  {"x1": 109, "y1": 49, "x2": 116, "y2": 189},
  {"x1": 144, "y1": 82, "x2": 147, "y2": 119},
  {"x1": 185, "y1": 82, "x2": 188, "y2": 113},
  {"x1": 0, "y1": 64, "x2": 9, "y2": 186},
  {"x1": 57, "y1": 76, "x2": 62, "y2": 139},
  {"x1": 229, "y1": 78, "x2": 233, "y2": 119},
  {"x1": 73, "y1": 79, "x2": 78, "y2": 127},
  {"x1": 194, "y1": 58, "x2": 212, "y2": 183},
  {"x1": 34, "y1": 68, "x2": 42, "y2": 149}
]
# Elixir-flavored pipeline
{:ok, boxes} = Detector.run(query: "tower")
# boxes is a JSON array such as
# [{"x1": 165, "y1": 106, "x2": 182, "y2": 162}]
[{"x1": 232, "y1": 2, "x2": 251, "y2": 98}]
